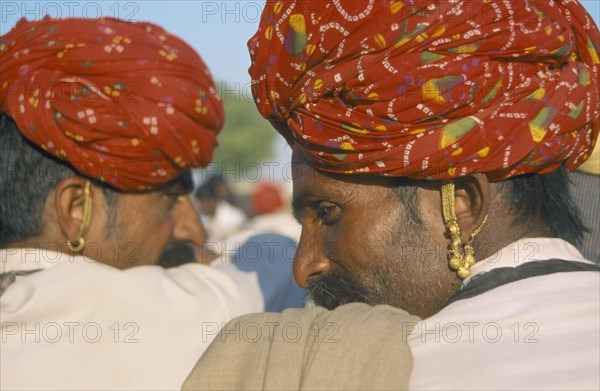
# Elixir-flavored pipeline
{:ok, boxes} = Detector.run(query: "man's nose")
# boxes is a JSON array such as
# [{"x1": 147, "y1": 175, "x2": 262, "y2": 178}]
[
  {"x1": 172, "y1": 195, "x2": 207, "y2": 247},
  {"x1": 292, "y1": 231, "x2": 331, "y2": 288}
]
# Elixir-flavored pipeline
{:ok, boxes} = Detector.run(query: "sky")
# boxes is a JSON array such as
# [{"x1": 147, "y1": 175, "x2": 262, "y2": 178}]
[
  {"x1": 2, "y1": 0, "x2": 598, "y2": 87},
  {"x1": 1, "y1": 1, "x2": 266, "y2": 87}
]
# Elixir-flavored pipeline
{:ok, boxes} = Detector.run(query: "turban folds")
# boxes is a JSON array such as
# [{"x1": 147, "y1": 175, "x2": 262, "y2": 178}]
[
  {"x1": 249, "y1": 0, "x2": 600, "y2": 180},
  {"x1": 1, "y1": 17, "x2": 223, "y2": 190}
]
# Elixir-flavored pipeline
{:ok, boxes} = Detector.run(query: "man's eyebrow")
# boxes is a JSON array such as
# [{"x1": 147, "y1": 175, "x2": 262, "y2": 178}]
[
  {"x1": 292, "y1": 193, "x2": 309, "y2": 222},
  {"x1": 292, "y1": 193, "x2": 320, "y2": 222}
]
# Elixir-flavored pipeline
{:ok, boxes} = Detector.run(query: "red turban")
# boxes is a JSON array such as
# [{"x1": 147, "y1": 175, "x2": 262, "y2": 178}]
[
  {"x1": 1, "y1": 17, "x2": 223, "y2": 190},
  {"x1": 249, "y1": 0, "x2": 599, "y2": 180},
  {"x1": 252, "y1": 182, "x2": 284, "y2": 215}
]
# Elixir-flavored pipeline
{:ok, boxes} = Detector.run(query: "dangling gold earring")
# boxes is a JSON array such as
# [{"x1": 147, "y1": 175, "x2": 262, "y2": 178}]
[
  {"x1": 441, "y1": 182, "x2": 488, "y2": 279},
  {"x1": 66, "y1": 181, "x2": 93, "y2": 253},
  {"x1": 461, "y1": 214, "x2": 488, "y2": 276}
]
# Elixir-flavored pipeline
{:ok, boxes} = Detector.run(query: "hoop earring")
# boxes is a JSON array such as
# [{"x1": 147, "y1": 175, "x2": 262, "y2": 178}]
[
  {"x1": 66, "y1": 181, "x2": 93, "y2": 253},
  {"x1": 441, "y1": 182, "x2": 488, "y2": 279}
]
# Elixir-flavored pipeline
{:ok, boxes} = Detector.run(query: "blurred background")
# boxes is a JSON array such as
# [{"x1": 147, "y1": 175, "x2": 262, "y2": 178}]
[{"x1": 2, "y1": 0, "x2": 599, "y2": 225}]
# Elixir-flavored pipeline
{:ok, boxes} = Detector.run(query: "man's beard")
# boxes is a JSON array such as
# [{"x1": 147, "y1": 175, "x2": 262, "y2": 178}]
[
  {"x1": 307, "y1": 217, "x2": 422, "y2": 311},
  {"x1": 307, "y1": 266, "x2": 391, "y2": 310},
  {"x1": 157, "y1": 241, "x2": 196, "y2": 268}
]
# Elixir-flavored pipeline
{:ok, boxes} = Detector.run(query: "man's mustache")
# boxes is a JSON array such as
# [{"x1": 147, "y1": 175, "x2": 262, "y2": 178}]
[
  {"x1": 157, "y1": 241, "x2": 196, "y2": 268},
  {"x1": 308, "y1": 269, "x2": 385, "y2": 310}
]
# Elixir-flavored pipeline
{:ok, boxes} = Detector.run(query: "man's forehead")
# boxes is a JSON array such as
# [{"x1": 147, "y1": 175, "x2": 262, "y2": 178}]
[
  {"x1": 291, "y1": 144, "x2": 347, "y2": 184},
  {"x1": 291, "y1": 144, "x2": 309, "y2": 167},
  {"x1": 291, "y1": 144, "x2": 407, "y2": 192},
  {"x1": 290, "y1": 157, "x2": 392, "y2": 208},
  {"x1": 291, "y1": 148, "x2": 339, "y2": 189}
]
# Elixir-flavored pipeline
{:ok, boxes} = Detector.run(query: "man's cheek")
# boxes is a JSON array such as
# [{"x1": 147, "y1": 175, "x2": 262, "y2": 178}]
[
  {"x1": 112, "y1": 240, "x2": 145, "y2": 266},
  {"x1": 322, "y1": 235, "x2": 340, "y2": 260},
  {"x1": 321, "y1": 223, "x2": 346, "y2": 260},
  {"x1": 398, "y1": 241, "x2": 420, "y2": 264}
]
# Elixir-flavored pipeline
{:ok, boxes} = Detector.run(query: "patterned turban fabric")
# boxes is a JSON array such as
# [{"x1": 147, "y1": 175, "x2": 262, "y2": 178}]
[
  {"x1": 249, "y1": 0, "x2": 600, "y2": 180},
  {"x1": 1, "y1": 17, "x2": 223, "y2": 190}
]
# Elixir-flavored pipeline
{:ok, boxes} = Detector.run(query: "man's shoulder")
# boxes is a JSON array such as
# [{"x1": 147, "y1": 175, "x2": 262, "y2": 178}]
[
  {"x1": 184, "y1": 303, "x2": 419, "y2": 391},
  {"x1": 226, "y1": 302, "x2": 419, "y2": 330},
  {"x1": 1, "y1": 260, "x2": 258, "y2": 311}
]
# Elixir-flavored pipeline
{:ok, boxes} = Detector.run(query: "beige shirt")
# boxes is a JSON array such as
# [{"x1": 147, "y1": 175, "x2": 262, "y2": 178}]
[{"x1": 183, "y1": 303, "x2": 420, "y2": 391}]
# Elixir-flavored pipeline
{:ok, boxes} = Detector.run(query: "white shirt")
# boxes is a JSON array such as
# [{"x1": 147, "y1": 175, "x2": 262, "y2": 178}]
[
  {"x1": 202, "y1": 201, "x2": 247, "y2": 241},
  {"x1": 408, "y1": 238, "x2": 600, "y2": 390},
  {"x1": 0, "y1": 248, "x2": 264, "y2": 390}
]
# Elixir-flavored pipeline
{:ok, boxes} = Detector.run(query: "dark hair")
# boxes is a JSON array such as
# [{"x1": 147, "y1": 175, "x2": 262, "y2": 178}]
[
  {"x1": 498, "y1": 167, "x2": 586, "y2": 246},
  {"x1": 390, "y1": 168, "x2": 586, "y2": 246},
  {"x1": 0, "y1": 114, "x2": 117, "y2": 247},
  {"x1": 391, "y1": 178, "x2": 422, "y2": 225}
]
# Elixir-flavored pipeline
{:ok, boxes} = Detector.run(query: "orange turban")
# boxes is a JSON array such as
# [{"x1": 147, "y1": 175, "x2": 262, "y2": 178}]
[
  {"x1": 1, "y1": 17, "x2": 223, "y2": 190},
  {"x1": 249, "y1": 0, "x2": 599, "y2": 180}
]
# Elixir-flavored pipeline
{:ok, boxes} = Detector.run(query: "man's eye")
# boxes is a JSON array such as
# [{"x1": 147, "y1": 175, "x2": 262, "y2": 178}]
[{"x1": 316, "y1": 203, "x2": 339, "y2": 225}]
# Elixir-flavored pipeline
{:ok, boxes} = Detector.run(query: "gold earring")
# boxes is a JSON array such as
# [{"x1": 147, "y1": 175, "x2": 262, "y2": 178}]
[
  {"x1": 461, "y1": 215, "x2": 488, "y2": 275},
  {"x1": 66, "y1": 181, "x2": 93, "y2": 253},
  {"x1": 441, "y1": 182, "x2": 488, "y2": 279}
]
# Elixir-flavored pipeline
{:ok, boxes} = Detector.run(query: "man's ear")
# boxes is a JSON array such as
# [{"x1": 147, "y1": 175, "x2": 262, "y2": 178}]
[
  {"x1": 54, "y1": 176, "x2": 91, "y2": 246},
  {"x1": 453, "y1": 173, "x2": 491, "y2": 242}
]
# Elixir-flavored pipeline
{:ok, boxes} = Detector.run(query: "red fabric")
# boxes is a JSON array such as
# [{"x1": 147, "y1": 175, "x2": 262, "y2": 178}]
[
  {"x1": 1, "y1": 17, "x2": 223, "y2": 190},
  {"x1": 249, "y1": 0, "x2": 599, "y2": 180},
  {"x1": 252, "y1": 182, "x2": 284, "y2": 215}
]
